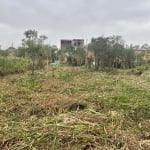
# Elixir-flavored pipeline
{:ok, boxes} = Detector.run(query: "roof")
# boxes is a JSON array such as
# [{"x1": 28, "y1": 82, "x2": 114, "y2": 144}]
[{"x1": 61, "y1": 40, "x2": 72, "y2": 41}]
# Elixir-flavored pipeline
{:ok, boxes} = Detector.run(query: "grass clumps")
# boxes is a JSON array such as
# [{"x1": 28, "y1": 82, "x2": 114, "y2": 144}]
[
  {"x1": 15, "y1": 74, "x2": 42, "y2": 91},
  {"x1": 0, "y1": 66, "x2": 150, "y2": 149},
  {"x1": 0, "y1": 56, "x2": 29, "y2": 76}
]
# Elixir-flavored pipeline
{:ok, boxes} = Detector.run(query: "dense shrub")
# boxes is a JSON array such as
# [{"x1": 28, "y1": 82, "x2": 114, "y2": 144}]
[{"x1": 0, "y1": 56, "x2": 29, "y2": 76}]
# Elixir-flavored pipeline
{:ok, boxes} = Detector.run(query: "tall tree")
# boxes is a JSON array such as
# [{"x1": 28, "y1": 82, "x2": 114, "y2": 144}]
[
  {"x1": 141, "y1": 43, "x2": 150, "y2": 50},
  {"x1": 88, "y1": 37, "x2": 108, "y2": 70},
  {"x1": 22, "y1": 29, "x2": 41, "y2": 75},
  {"x1": 75, "y1": 47, "x2": 86, "y2": 66},
  {"x1": 88, "y1": 35, "x2": 135, "y2": 70},
  {"x1": 39, "y1": 35, "x2": 48, "y2": 45}
]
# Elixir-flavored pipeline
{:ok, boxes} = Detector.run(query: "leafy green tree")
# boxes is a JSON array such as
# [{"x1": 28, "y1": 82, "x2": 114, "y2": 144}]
[
  {"x1": 111, "y1": 43, "x2": 124, "y2": 68},
  {"x1": 22, "y1": 29, "x2": 41, "y2": 75},
  {"x1": 75, "y1": 47, "x2": 86, "y2": 66},
  {"x1": 124, "y1": 47, "x2": 136, "y2": 68},
  {"x1": 88, "y1": 37, "x2": 108, "y2": 70},
  {"x1": 50, "y1": 45, "x2": 58, "y2": 62},
  {"x1": 41, "y1": 44, "x2": 51, "y2": 69},
  {"x1": 65, "y1": 46, "x2": 86, "y2": 66},
  {"x1": 141, "y1": 43, "x2": 150, "y2": 50},
  {"x1": 39, "y1": 35, "x2": 48, "y2": 45},
  {"x1": 37, "y1": 35, "x2": 48, "y2": 69},
  {"x1": 88, "y1": 35, "x2": 135, "y2": 70},
  {"x1": 15, "y1": 47, "x2": 27, "y2": 58}
]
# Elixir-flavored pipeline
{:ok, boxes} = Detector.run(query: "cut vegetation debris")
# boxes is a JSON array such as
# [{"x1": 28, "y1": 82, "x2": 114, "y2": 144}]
[{"x1": 0, "y1": 66, "x2": 150, "y2": 150}]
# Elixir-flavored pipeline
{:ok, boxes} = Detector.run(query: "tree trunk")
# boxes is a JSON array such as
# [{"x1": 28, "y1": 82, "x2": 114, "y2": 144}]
[
  {"x1": 95, "y1": 59, "x2": 99, "y2": 70},
  {"x1": 32, "y1": 60, "x2": 35, "y2": 76},
  {"x1": 46, "y1": 57, "x2": 49, "y2": 70}
]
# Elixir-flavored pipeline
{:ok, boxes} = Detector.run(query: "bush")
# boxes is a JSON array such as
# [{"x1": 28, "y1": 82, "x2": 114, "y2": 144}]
[
  {"x1": 0, "y1": 56, "x2": 29, "y2": 76},
  {"x1": 136, "y1": 65, "x2": 149, "y2": 72}
]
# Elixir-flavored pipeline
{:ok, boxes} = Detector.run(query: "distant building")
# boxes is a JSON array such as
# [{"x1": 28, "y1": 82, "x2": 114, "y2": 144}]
[
  {"x1": 72, "y1": 39, "x2": 84, "y2": 48},
  {"x1": 61, "y1": 39, "x2": 84, "y2": 50},
  {"x1": 61, "y1": 40, "x2": 72, "y2": 50}
]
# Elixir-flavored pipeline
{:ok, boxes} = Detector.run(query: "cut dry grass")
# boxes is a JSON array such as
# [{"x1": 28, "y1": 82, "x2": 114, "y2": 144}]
[{"x1": 0, "y1": 66, "x2": 150, "y2": 149}]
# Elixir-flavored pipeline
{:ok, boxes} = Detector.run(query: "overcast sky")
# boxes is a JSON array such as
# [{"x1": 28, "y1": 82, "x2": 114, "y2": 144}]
[{"x1": 1, "y1": 0, "x2": 150, "y2": 49}]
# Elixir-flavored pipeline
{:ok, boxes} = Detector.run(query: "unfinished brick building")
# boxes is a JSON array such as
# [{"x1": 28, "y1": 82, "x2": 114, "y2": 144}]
[{"x1": 61, "y1": 39, "x2": 84, "y2": 50}]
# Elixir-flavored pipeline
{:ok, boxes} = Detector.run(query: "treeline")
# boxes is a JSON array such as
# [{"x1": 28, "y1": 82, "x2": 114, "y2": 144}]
[
  {"x1": 0, "y1": 30, "x2": 59, "y2": 76},
  {"x1": 0, "y1": 29, "x2": 149, "y2": 76},
  {"x1": 88, "y1": 36, "x2": 136, "y2": 70}
]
